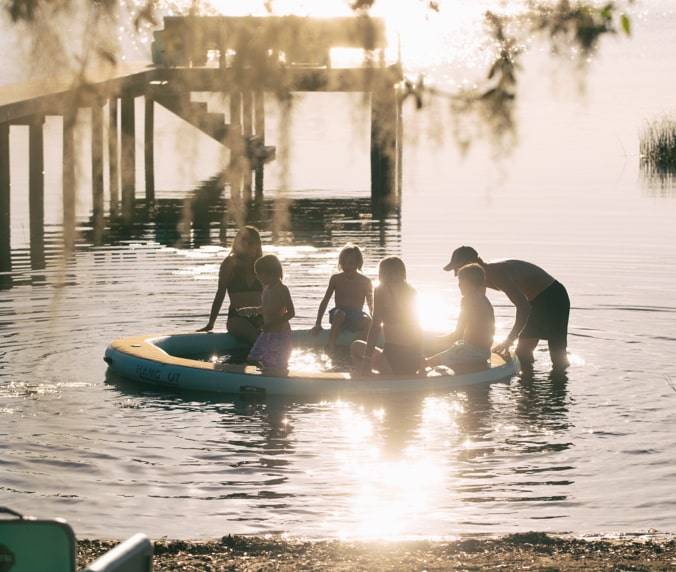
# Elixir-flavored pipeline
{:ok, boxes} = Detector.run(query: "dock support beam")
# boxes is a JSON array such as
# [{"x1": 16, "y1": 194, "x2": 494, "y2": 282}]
[
  {"x1": 121, "y1": 95, "x2": 135, "y2": 221},
  {"x1": 228, "y1": 91, "x2": 242, "y2": 205},
  {"x1": 0, "y1": 123, "x2": 10, "y2": 280},
  {"x1": 108, "y1": 98, "x2": 119, "y2": 216},
  {"x1": 92, "y1": 103, "x2": 104, "y2": 245},
  {"x1": 144, "y1": 95, "x2": 155, "y2": 203},
  {"x1": 242, "y1": 90, "x2": 253, "y2": 201},
  {"x1": 29, "y1": 116, "x2": 45, "y2": 268},
  {"x1": 370, "y1": 86, "x2": 399, "y2": 205},
  {"x1": 63, "y1": 108, "x2": 76, "y2": 253},
  {"x1": 254, "y1": 91, "x2": 265, "y2": 199}
]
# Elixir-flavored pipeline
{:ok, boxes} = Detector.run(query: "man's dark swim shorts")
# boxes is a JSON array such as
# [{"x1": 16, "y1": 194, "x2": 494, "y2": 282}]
[{"x1": 521, "y1": 281, "x2": 570, "y2": 343}]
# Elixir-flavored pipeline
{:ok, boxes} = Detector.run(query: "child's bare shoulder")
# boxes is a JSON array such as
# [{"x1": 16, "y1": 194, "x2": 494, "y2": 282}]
[{"x1": 358, "y1": 272, "x2": 373, "y2": 285}]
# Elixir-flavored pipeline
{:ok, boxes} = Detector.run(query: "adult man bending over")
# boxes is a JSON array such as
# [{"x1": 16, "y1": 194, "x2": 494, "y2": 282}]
[{"x1": 443, "y1": 246, "x2": 570, "y2": 369}]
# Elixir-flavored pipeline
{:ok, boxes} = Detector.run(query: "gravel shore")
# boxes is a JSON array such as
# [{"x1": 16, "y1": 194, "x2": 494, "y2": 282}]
[{"x1": 77, "y1": 532, "x2": 676, "y2": 571}]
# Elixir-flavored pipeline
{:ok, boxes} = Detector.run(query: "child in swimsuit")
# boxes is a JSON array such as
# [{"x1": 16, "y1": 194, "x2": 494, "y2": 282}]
[
  {"x1": 351, "y1": 256, "x2": 423, "y2": 376},
  {"x1": 426, "y1": 263, "x2": 495, "y2": 370},
  {"x1": 311, "y1": 244, "x2": 373, "y2": 352},
  {"x1": 241, "y1": 255, "x2": 296, "y2": 373}
]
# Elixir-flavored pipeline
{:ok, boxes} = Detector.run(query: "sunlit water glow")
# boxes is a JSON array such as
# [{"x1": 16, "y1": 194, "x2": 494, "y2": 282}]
[{"x1": 1, "y1": 0, "x2": 676, "y2": 542}]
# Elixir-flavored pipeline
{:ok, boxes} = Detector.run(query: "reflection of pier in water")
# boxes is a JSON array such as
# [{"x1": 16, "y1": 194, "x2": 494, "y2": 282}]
[
  {"x1": 0, "y1": 16, "x2": 404, "y2": 287},
  {"x1": 3, "y1": 188, "x2": 400, "y2": 288}
]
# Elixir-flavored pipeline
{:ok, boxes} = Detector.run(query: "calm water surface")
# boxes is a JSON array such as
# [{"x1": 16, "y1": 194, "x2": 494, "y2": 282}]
[{"x1": 1, "y1": 3, "x2": 676, "y2": 539}]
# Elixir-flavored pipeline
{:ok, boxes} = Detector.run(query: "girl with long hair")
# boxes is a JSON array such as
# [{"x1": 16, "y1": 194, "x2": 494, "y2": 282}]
[
  {"x1": 351, "y1": 256, "x2": 424, "y2": 375},
  {"x1": 198, "y1": 226, "x2": 264, "y2": 344}
]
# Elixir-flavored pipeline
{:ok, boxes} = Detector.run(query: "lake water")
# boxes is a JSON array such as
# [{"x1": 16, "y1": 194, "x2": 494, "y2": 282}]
[{"x1": 1, "y1": 2, "x2": 675, "y2": 539}]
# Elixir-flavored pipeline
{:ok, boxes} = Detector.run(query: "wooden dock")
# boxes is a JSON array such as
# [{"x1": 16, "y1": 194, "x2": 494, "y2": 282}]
[{"x1": 0, "y1": 16, "x2": 403, "y2": 279}]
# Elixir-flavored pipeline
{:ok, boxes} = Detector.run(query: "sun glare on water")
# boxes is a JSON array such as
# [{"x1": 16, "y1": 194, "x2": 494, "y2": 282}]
[{"x1": 329, "y1": 395, "x2": 464, "y2": 538}]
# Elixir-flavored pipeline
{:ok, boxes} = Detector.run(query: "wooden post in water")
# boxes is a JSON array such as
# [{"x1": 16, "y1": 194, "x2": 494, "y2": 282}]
[
  {"x1": 370, "y1": 85, "x2": 398, "y2": 205},
  {"x1": 242, "y1": 90, "x2": 253, "y2": 201},
  {"x1": 396, "y1": 93, "x2": 403, "y2": 198},
  {"x1": 121, "y1": 95, "x2": 136, "y2": 220},
  {"x1": 0, "y1": 123, "x2": 10, "y2": 277},
  {"x1": 108, "y1": 98, "x2": 120, "y2": 216},
  {"x1": 62, "y1": 108, "x2": 76, "y2": 253},
  {"x1": 144, "y1": 95, "x2": 155, "y2": 203},
  {"x1": 29, "y1": 116, "x2": 45, "y2": 269},
  {"x1": 91, "y1": 102, "x2": 104, "y2": 245},
  {"x1": 228, "y1": 91, "x2": 242, "y2": 204},
  {"x1": 254, "y1": 91, "x2": 265, "y2": 199}
]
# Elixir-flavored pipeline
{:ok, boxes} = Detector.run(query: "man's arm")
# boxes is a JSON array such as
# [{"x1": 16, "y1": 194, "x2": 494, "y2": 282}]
[{"x1": 492, "y1": 272, "x2": 531, "y2": 353}]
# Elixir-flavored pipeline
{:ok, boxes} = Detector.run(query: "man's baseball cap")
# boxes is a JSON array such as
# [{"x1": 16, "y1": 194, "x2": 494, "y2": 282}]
[{"x1": 443, "y1": 246, "x2": 479, "y2": 272}]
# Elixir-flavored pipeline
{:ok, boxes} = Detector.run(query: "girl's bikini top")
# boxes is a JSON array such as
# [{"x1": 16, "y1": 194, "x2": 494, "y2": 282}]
[{"x1": 228, "y1": 257, "x2": 263, "y2": 293}]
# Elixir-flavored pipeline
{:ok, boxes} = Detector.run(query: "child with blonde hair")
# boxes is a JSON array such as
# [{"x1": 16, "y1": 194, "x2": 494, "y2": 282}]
[
  {"x1": 311, "y1": 244, "x2": 373, "y2": 352},
  {"x1": 426, "y1": 263, "x2": 495, "y2": 370},
  {"x1": 240, "y1": 254, "x2": 295, "y2": 373}
]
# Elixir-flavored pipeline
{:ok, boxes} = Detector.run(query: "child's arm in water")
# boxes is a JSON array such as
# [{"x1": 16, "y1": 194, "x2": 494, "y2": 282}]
[
  {"x1": 311, "y1": 275, "x2": 336, "y2": 334},
  {"x1": 261, "y1": 283, "x2": 295, "y2": 331}
]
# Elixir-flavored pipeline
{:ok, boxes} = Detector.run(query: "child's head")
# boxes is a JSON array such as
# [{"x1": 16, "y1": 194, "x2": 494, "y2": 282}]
[
  {"x1": 338, "y1": 244, "x2": 363, "y2": 272},
  {"x1": 254, "y1": 254, "x2": 283, "y2": 285},
  {"x1": 457, "y1": 263, "x2": 485, "y2": 296},
  {"x1": 232, "y1": 226, "x2": 263, "y2": 260},
  {"x1": 378, "y1": 256, "x2": 407, "y2": 286}
]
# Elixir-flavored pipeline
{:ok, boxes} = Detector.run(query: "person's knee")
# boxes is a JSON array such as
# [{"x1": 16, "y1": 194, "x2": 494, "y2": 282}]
[
  {"x1": 350, "y1": 340, "x2": 365, "y2": 359},
  {"x1": 227, "y1": 317, "x2": 258, "y2": 343}
]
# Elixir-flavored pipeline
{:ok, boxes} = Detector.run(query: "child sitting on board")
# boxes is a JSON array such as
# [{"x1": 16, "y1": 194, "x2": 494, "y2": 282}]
[
  {"x1": 240, "y1": 254, "x2": 295, "y2": 374},
  {"x1": 426, "y1": 263, "x2": 495, "y2": 370},
  {"x1": 311, "y1": 244, "x2": 373, "y2": 352},
  {"x1": 351, "y1": 256, "x2": 424, "y2": 376}
]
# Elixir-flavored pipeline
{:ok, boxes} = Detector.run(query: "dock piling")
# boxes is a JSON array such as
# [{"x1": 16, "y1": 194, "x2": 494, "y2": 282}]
[
  {"x1": 108, "y1": 98, "x2": 120, "y2": 217},
  {"x1": 370, "y1": 85, "x2": 399, "y2": 205},
  {"x1": 121, "y1": 95, "x2": 136, "y2": 221},
  {"x1": 242, "y1": 90, "x2": 253, "y2": 201},
  {"x1": 254, "y1": 91, "x2": 265, "y2": 198},
  {"x1": 91, "y1": 103, "x2": 104, "y2": 245},
  {"x1": 144, "y1": 96, "x2": 155, "y2": 203},
  {"x1": 63, "y1": 108, "x2": 76, "y2": 253},
  {"x1": 228, "y1": 91, "x2": 243, "y2": 204},
  {"x1": 0, "y1": 123, "x2": 10, "y2": 277},
  {"x1": 29, "y1": 116, "x2": 45, "y2": 268}
]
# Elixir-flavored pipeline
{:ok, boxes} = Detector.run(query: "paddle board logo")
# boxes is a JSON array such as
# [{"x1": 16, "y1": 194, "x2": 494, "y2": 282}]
[{"x1": 0, "y1": 544, "x2": 16, "y2": 572}]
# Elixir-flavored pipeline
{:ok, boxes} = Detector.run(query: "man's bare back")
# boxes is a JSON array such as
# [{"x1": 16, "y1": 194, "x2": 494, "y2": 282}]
[{"x1": 484, "y1": 260, "x2": 555, "y2": 301}]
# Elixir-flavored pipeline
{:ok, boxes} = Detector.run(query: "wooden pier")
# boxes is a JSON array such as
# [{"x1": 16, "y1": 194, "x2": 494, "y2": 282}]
[{"x1": 0, "y1": 16, "x2": 403, "y2": 277}]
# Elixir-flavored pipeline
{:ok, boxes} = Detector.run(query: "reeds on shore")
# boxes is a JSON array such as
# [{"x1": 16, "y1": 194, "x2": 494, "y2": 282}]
[{"x1": 640, "y1": 119, "x2": 676, "y2": 172}]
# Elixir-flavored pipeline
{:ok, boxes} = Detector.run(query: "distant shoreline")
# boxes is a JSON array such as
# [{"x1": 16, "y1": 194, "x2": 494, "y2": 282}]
[{"x1": 78, "y1": 532, "x2": 676, "y2": 570}]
